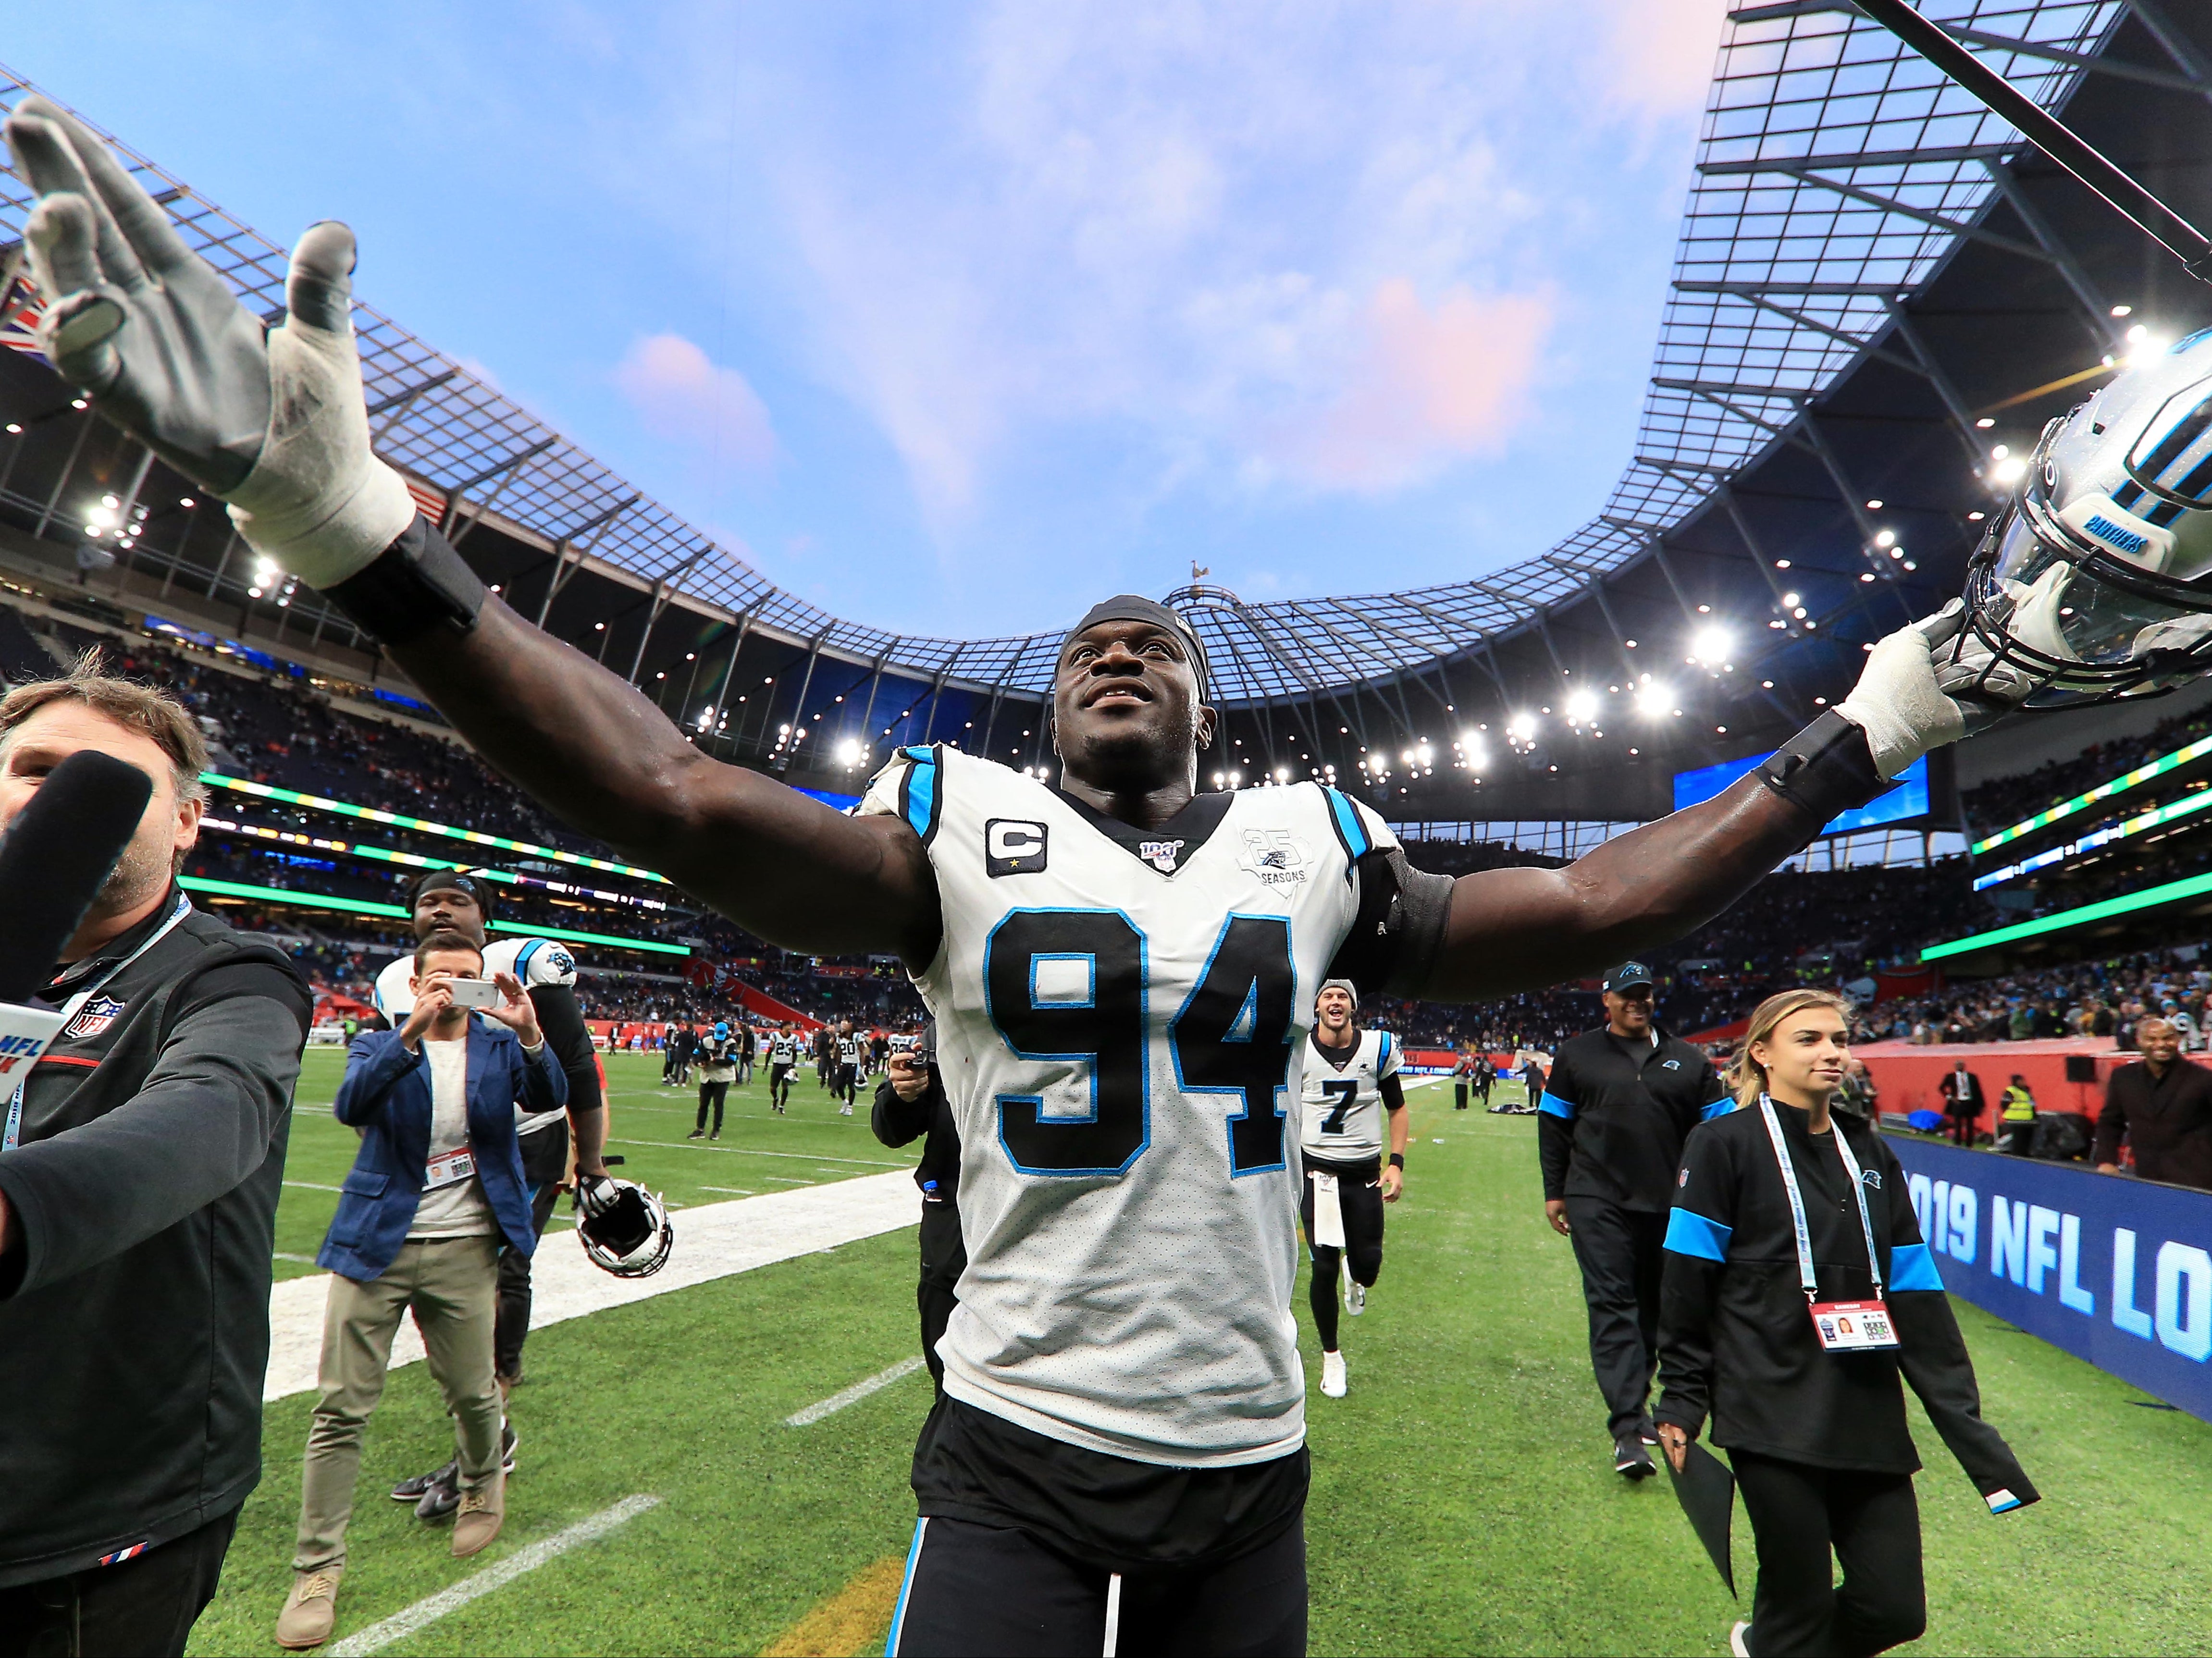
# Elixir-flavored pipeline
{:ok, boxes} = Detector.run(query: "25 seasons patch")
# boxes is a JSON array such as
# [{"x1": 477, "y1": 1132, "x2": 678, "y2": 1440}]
[
  {"x1": 985, "y1": 818, "x2": 1050, "y2": 878},
  {"x1": 1237, "y1": 827, "x2": 1312, "y2": 886}
]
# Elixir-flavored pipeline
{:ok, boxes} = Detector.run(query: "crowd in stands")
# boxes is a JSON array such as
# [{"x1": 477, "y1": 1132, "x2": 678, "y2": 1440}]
[
  {"x1": 1961, "y1": 697, "x2": 2212, "y2": 833},
  {"x1": 1854, "y1": 945, "x2": 2212, "y2": 1050},
  {"x1": 31, "y1": 594, "x2": 2212, "y2": 1056}
]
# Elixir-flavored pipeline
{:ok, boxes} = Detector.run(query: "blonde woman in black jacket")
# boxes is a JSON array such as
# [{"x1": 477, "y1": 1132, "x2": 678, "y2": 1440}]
[{"x1": 1654, "y1": 989, "x2": 2036, "y2": 1658}]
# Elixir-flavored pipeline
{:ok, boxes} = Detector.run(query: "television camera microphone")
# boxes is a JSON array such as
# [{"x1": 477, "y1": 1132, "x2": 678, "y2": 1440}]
[{"x1": 0, "y1": 750, "x2": 154, "y2": 1102}]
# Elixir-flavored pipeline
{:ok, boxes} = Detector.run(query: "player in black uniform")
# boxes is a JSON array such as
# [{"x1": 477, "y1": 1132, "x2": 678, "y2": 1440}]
[
  {"x1": 872, "y1": 1025, "x2": 964, "y2": 1388},
  {"x1": 13, "y1": 118, "x2": 2038, "y2": 1651}
]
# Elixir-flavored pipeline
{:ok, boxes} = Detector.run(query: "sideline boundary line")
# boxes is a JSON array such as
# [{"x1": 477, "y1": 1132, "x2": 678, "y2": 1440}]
[
  {"x1": 786, "y1": 1356, "x2": 926, "y2": 1426},
  {"x1": 605, "y1": 1135, "x2": 904, "y2": 1168},
  {"x1": 326, "y1": 1495, "x2": 661, "y2": 1656}
]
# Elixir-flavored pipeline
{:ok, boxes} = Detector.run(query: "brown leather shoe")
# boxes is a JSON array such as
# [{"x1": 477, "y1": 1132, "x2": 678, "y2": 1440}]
[
  {"x1": 450, "y1": 1470, "x2": 505, "y2": 1558},
  {"x1": 275, "y1": 1565, "x2": 343, "y2": 1649}
]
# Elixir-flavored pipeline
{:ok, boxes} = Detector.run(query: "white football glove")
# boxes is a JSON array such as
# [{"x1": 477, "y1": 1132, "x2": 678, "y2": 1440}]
[
  {"x1": 1835, "y1": 600, "x2": 2039, "y2": 779},
  {"x1": 5, "y1": 98, "x2": 413, "y2": 589}
]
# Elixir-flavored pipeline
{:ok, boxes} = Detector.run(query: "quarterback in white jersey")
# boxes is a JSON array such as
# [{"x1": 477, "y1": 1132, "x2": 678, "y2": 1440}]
[{"x1": 1295, "y1": 978, "x2": 1408, "y2": 1399}]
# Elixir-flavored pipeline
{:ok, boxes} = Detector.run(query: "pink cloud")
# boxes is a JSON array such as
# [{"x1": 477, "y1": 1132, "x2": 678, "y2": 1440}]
[
  {"x1": 614, "y1": 332, "x2": 780, "y2": 475},
  {"x1": 1274, "y1": 277, "x2": 1553, "y2": 493}
]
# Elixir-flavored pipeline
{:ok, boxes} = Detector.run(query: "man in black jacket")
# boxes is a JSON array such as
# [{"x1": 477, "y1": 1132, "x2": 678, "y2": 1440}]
[
  {"x1": 870, "y1": 1025, "x2": 963, "y2": 1387},
  {"x1": 0, "y1": 664, "x2": 311, "y2": 1657},
  {"x1": 2095, "y1": 1016, "x2": 2212, "y2": 1190},
  {"x1": 1539, "y1": 962, "x2": 1728, "y2": 1478}
]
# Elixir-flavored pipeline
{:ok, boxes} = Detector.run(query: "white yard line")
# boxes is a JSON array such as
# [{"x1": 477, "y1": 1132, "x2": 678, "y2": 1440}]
[
  {"x1": 605, "y1": 1135, "x2": 904, "y2": 1168},
  {"x1": 264, "y1": 1172, "x2": 920, "y2": 1401},
  {"x1": 284, "y1": 1179, "x2": 344, "y2": 1192},
  {"x1": 785, "y1": 1356, "x2": 926, "y2": 1426},
  {"x1": 699, "y1": 1186, "x2": 757, "y2": 1196},
  {"x1": 325, "y1": 1495, "x2": 661, "y2": 1656}
]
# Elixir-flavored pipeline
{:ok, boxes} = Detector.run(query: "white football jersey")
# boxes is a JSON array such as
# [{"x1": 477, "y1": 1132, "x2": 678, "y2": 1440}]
[
  {"x1": 769, "y1": 1032, "x2": 797, "y2": 1065},
  {"x1": 1298, "y1": 1028, "x2": 1400, "y2": 1161},
  {"x1": 860, "y1": 743, "x2": 1400, "y2": 1466},
  {"x1": 839, "y1": 1034, "x2": 863, "y2": 1064},
  {"x1": 372, "y1": 935, "x2": 579, "y2": 1137}
]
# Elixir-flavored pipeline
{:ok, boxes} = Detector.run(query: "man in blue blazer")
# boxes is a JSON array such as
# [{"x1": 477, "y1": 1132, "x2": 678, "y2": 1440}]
[{"x1": 278, "y1": 931, "x2": 565, "y2": 1649}]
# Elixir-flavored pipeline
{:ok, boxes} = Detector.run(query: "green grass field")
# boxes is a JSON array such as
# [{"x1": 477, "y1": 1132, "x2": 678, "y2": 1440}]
[{"x1": 189, "y1": 1058, "x2": 2212, "y2": 1656}]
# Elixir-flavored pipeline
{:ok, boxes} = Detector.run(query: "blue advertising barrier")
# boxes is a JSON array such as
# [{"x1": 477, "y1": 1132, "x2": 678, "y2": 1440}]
[{"x1": 1885, "y1": 1133, "x2": 2212, "y2": 1423}]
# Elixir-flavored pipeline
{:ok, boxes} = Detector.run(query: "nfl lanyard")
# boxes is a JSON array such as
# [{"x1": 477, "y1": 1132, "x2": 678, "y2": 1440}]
[
  {"x1": 2, "y1": 892, "x2": 193, "y2": 1154},
  {"x1": 1757, "y1": 1093, "x2": 1899, "y2": 1353}
]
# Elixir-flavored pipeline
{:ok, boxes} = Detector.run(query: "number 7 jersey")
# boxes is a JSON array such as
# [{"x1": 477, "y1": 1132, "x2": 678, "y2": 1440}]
[{"x1": 861, "y1": 744, "x2": 1403, "y2": 1467}]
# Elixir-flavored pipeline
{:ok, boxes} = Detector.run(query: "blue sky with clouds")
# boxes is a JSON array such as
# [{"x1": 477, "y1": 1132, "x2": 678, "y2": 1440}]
[{"x1": 12, "y1": 0, "x2": 1728, "y2": 636}]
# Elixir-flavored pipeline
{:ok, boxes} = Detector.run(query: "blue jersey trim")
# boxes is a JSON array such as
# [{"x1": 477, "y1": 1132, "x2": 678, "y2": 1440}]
[
  {"x1": 1889, "y1": 1240, "x2": 1945, "y2": 1293},
  {"x1": 900, "y1": 748, "x2": 939, "y2": 841},
  {"x1": 1538, "y1": 1091, "x2": 1576, "y2": 1119},
  {"x1": 1322, "y1": 787, "x2": 1372, "y2": 859},
  {"x1": 886, "y1": 1518, "x2": 927, "y2": 1655},
  {"x1": 1664, "y1": 1207, "x2": 1732, "y2": 1262},
  {"x1": 1700, "y1": 1095, "x2": 1734, "y2": 1121}
]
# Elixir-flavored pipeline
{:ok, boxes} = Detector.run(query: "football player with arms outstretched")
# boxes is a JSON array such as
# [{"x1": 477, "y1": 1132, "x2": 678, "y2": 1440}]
[
  {"x1": 7, "y1": 103, "x2": 2042, "y2": 1655},
  {"x1": 1296, "y1": 979, "x2": 1406, "y2": 1401}
]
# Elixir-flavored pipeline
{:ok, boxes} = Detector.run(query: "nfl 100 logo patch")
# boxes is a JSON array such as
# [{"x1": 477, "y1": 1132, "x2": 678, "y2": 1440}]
[{"x1": 63, "y1": 995, "x2": 126, "y2": 1041}]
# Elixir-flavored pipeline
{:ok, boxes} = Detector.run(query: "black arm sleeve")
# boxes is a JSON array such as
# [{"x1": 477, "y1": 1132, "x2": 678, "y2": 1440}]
[
  {"x1": 1536, "y1": 1050, "x2": 1574, "y2": 1202},
  {"x1": 0, "y1": 962, "x2": 309, "y2": 1298},
  {"x1": 1325, "y1": 846, "x2": 1453, "y2": 996},
  {"x1": 527, "y1": 983, "x2": 603, "y2": 1118},
  {"x1": 871, "y1": 1074, "x2": 937, "y2": 1149},
  {"x1": 1380, "y1": 1073, "x2": 1406, "y2": 1112},
  {"x1": 1882, "y1": 1143, "x2": 2039, "y2": 1507},
  {"x1": 1653, "y1": 1126, "x2": 1734, "y2": 1438}
]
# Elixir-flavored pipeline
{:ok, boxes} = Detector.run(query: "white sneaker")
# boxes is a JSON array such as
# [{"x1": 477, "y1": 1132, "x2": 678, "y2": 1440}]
[
  {"x1": 839, "y1": 1104, "x2": 853, "y2": 1116},
  {"x1": 1730, "y1": 1619, "x2": 1752, "y2": 1657},
  {"x1": 1342, "y1": 1261, "x2": 1365, "y2": 1317},
  {"x1": 1320, "y1": 1350, "x2": 1347, "y2": 1398}
]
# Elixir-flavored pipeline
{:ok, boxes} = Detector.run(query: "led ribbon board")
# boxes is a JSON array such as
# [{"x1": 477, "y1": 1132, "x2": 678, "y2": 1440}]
[
  {"x1": 1920, "y1": 868, "x2": 2212, "y2": 963},
  {"x1": 198, "y1": 818, "x2": 668, "y2": 910},
  {"x1": 1971, "y1": 735, "x2": 2212, "y2": 856},
  {"x1": 1973, "y1": 785, "x2": 2212, "y2": 890},
  {"x1": 178, "y1": 876, "x2": 691, "y2": 956},
  {"x1": 200, "y1": 774, "x2": 672, "y2": 884}
]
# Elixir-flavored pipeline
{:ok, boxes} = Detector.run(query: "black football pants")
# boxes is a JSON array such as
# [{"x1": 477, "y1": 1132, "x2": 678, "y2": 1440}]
[
  {"x1": 1733, "y1": 1451, "x2": 1924, "y2": 1658},
  {"x1": 494, "y1": 1120, "x2": 569, "y2": 1381},
  {"x1": 1565, "y1": 1196, "x2": 1667, "y2": 1441},
  {"x1": 889, "y1": 1514, "x2": 1304, "y2": 1657},
  {"x1": 1299, "y1": 1159, "x2": 1384, "y2": 1353},
  {"x1": 0, "y1": 1508, "x2": 237, "y2": 1658},
  {"x1": 696, "y1": 1080, "x2": 729, "y2": 1134}
]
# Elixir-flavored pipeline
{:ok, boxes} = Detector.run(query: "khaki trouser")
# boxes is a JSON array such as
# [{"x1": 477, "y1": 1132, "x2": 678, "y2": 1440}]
[{"x1": 293, "y1": 1235, "x2": 504, "y2": 1572}]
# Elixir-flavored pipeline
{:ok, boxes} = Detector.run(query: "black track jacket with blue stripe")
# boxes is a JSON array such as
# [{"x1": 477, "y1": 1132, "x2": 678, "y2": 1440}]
[
  {"x1": 1537, "y1": 1026, "x2": 1726, "y2": 1210},
  {"x1": 1654, "y1": 1101, "x2": 2037, "y2": 1507}
]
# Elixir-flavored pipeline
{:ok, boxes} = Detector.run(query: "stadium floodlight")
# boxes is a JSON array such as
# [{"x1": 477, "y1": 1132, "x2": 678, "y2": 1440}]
[
  {"x1": 1563, "y1": 691, "x2": 1597, "y2": 725},
  {"x1": 1635, "y1": 681, "x2": 1673, "y2": 719},
  {"x1": 836, "y1": 737, "x2": 865, "y2": 766},
  {"x1": 1689, "y1": 626, "x2": 1731, "y2": 666},
  {"x1": 1506, "y1": 713, "x2": 1537, "y2": 743}
]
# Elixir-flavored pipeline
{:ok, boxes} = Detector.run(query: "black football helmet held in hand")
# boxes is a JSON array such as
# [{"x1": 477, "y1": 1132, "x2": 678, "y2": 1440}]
[
  {"x1": 1952, "y1": 328, "x2": 2212, "y2": 709},
  {"x1": 574, "y1": 1168, "x2": 675, "y2": 1279}
]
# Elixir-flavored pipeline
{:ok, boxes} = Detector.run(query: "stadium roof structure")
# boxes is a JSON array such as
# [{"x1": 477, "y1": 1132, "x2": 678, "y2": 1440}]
[{"x1": 4, "y1": 1, "x2": 2212, "y2": 820}]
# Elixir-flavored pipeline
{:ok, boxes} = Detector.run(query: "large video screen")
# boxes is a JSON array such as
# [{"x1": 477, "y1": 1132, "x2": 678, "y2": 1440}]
[{"x1": 1671, "y1": 751, "x2": 1928, "y2": 835}]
